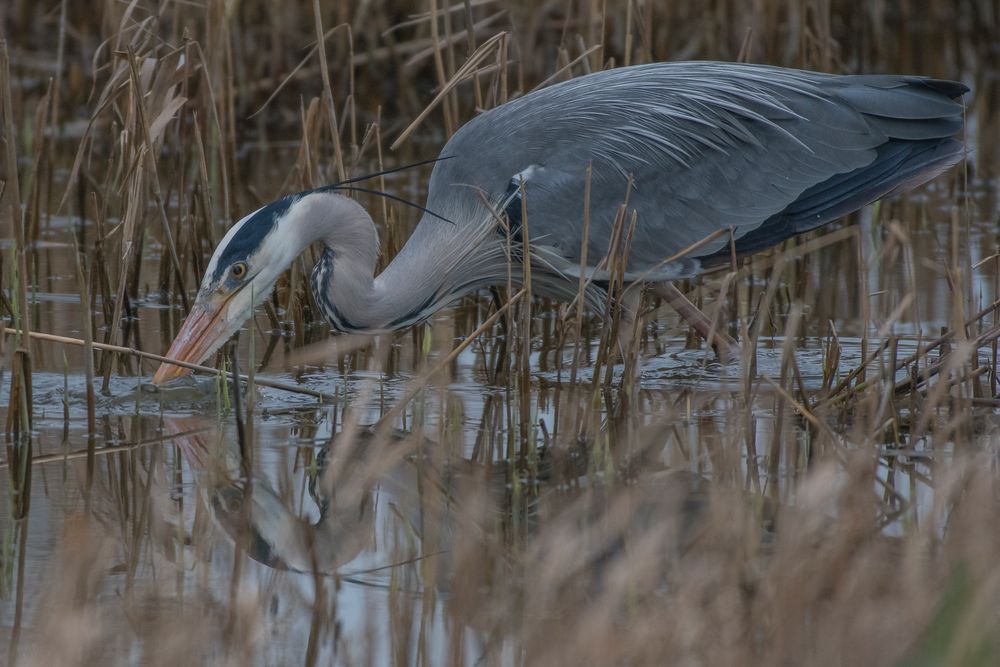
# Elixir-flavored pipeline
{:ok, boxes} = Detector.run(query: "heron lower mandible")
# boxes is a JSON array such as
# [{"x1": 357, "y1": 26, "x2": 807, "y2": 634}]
[{"x1": 152, "y1": 61, "x2": 968, "y2": 385}]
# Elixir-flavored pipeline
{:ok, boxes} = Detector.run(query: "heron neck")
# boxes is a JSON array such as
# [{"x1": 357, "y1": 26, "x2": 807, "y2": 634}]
[
  {"x1": 300, "y1": 192, "x2": 510, "y2": 333},
  {"x1": 302, "y1": 193, "x2": 446, "y2": 333}
]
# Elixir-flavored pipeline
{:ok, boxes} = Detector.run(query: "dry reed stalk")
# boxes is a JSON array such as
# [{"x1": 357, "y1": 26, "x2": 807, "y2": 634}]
[
  {"x1": 376, "y1": 287, "x2": 526, "y2": 430},
  {"x1": 428, "y1": 0, "x2": 457, "y2": 135},
  {"x1": 124, "y1": 48, "x2": 190, "y2": 311},
  {"x1": 856, "y1": 225, "x2": 872, "y2": 384},
  {"x1": 89, "y1": 192, "x2": 114, "y2": 326},
  {"x1": 530, "y1": 44, "x2": 603, "y2": 94},
  {"x1": 0, "y1": 38, "x2": 23, "y2": 321},
  {"x1": 568, "y1": 163, "x2": 592, "y2": 387},
  {"x1": 391, "y1": 30, "x2": 507, "y2": 149},
  {"x1": 518, "y1": 176, "x2": 533, "y2": 453},
  {"x1": 0, "y1": 39, "x2": 21, "y2": 211},
  {"x1": 5, "y1": 348, "x2": 32, "y2": 443},
  {"x1": 602, "y1": 210, "x2": 637, "y2": 388},
  {"x1": 345, "y1": 25, "x2": 359, "y2": 165},
  {"x1": 463, "y1": 0, "x2": 484, "y2": 108},
  {"x1": 312, "y1": 0, "x2": 347, "y2": 181},
  {"x1": 498, "y1": 29, "x2": 509, "y2": 103},
  {"x1": 191, "y1": 110, "x2": 217, "y2": 255},
  {"x1": 6, "y1": 202, "x2": 32, "y2": 444},
  {"x1": 395, "y1": 9, "x2": 507, "y2": 72},
  {"x1": 1, "y1": 328, "x2": 335, "y2": 401},
  {"x1": 1, "y1": 68, "x2": 32, "y2": 653},
  {"x1": 73, "y1": 241, "x2": 97, "y2": 457},
  {"x1": 617, "y1": 212, "x2": 643, "y2": 391},
  {"x1": 25, "y1": 79, "x2": 51, "y2": 245},
  {"x1": 588, "y1": 201, "x2": 628, "y2": 398},
  {"x1": 248, "y1": 24, "x2": 346, "y2": 121},
  {"x1": 0, "y1": 426, "x2": 212, "y2": 469},
  {"x1": 6, "y1": 470, "x2": 29, "y2": 665}
]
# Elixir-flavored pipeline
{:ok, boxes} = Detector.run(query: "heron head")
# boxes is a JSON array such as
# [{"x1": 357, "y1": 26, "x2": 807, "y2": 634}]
[{"x1": 152, "y1": 196, "x2": 302, "y2": 385}]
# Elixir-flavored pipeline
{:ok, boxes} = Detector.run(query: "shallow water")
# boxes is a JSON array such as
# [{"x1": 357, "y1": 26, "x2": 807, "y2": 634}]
[{"x1": 5, "y1": 174, "x2": 1000, "y2": 661}]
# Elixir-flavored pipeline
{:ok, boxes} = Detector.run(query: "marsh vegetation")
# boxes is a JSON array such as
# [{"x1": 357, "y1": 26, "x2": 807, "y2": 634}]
[{"x1": 1, "y1": 1, "x2": 999, "y2": 665}]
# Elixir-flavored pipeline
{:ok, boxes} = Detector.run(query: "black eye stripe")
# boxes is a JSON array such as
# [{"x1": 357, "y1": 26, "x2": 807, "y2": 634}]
[{"x1": 209, "y1": 195, "x2": 297, "y2": 284}]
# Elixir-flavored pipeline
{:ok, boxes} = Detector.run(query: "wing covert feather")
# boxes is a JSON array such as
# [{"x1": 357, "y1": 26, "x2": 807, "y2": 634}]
[{"x1": 422, "y1": 61, "x2": 966, "y2": 275}]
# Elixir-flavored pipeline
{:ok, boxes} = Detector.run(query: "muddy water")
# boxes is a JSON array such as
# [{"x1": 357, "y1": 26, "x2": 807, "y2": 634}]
[{"x1": 2, "y1": 85, "x2": 1000, "y2": 664}]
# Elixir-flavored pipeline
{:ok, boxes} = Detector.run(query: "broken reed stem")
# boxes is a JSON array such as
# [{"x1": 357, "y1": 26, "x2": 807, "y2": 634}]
[
  {"x1": 1, "y1": 328, "x2": 334, "y2": 402},
  {"x1": 891, "y1": 329, "x2": 999, "y2": 398},
  {"x1": 0, "y1": 426, "x2": 213, "y2": 470},
  {"x1": 824, "y1": 323, "x2": 1000, "y2": 409},
  {"x1": 817, "y1": 296, "x2": 1000, "y2": 407}
]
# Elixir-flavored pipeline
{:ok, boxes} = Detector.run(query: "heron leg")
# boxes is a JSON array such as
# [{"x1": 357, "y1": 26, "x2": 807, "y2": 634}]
[
  {"x1": 651, "y1": 282, "x2": 736, "y2": 363},
  {"x1": 614, "y1": 287, "x2": 644, "y2": 383},
  {"x1": 488, "y1": 286, "x2": 510, "y2": 383}
]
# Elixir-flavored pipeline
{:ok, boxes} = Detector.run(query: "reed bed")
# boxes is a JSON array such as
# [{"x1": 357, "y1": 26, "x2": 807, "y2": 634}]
[{"x1": 1, "y1": 1, "x2": 999, "y2": 665}]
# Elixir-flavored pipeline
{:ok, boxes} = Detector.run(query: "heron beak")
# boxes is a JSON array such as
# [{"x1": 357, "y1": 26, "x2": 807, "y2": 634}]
[{"x1": 152, "y1": 297, "x2": 233, "y2": 385}]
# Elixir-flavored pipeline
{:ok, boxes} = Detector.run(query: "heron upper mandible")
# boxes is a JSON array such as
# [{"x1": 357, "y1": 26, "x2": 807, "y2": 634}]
[{"x1": 152, "y1": 61, "x2": 968, "y2": 384}]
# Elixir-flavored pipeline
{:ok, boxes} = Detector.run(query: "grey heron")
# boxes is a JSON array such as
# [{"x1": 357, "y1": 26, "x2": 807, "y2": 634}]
[{"x1": 152, "y1": 61, "x2": 968, "y2": 384}]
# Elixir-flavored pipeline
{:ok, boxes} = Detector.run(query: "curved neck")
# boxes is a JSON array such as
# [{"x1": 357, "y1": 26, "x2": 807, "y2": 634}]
[
  {"x1": 290, "y1": 191, "x2": 510, "y2": 333},
  {"x1": 295, "y1": 193, "x2": 445, "y2": 333}
]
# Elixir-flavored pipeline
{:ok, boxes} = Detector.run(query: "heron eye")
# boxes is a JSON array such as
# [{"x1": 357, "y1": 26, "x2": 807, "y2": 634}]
[{"x1": 230, "y1": 262, "x2": 248, "y2": 280}]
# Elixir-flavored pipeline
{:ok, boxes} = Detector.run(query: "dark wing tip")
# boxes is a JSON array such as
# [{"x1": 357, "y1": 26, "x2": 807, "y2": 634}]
[{"x1": 905, "y1": 76, "x2": 970, "y2": 99}]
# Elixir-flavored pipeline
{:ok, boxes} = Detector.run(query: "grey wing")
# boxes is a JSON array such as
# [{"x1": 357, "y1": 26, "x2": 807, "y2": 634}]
[{"x1": 425, "y1": 61, "x2": 967, "y2": 278}]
